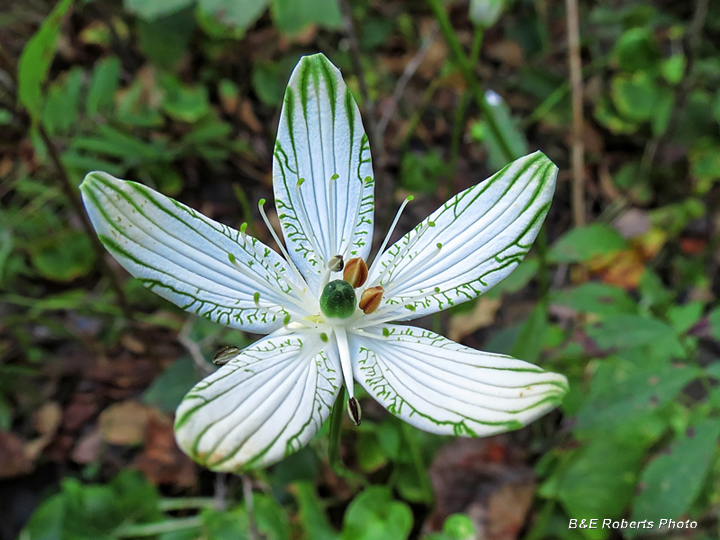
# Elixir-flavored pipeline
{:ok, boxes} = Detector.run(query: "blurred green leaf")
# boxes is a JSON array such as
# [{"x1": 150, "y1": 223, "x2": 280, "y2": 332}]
[
  {"x1": 400, "y1": 150, "x2": 444, "y2": 193},
  {"x1": 611, "y1": 72, "x2": 663, "y2": 123},
  {"x1": 707, "y1": 306, "x2": 720, "y2": 341},
  {"x1": 356, "y1": 425, "x2": 388, "y2": 472},
  {"x1": 666, "y1": 301, "x2": 703, "y2": 334},
  {"x1": 0, "y1": 109, "x2": 13, "y2": 124},
  {"x1": 17, "y1": 0, "x2": 75, "y2": 120},
  {"x1": 551, "y1": 282, "x2": 638, "y2": 318},
  {"x1": 252, "y1": 56, "x2": 301, "y2": 107},
  {"x1": 612, "y1": 27, "x2": 661, "y2": 72},
  {"x1": 486, "y1": 258, "x2": 538, "y2": 297},
  {"x1": 124, "y1": 0, "x2": 195, "y2": 20},
  {"x1": 199, "y1": 0, "x2": 269, "y2": 31},
  {"x1": 142, "y1": 356, "x2": 201, "y2": 413},
  {"x1": 548, "y1": 224, "x2": 627, "y2": 263},
  {"x1": 42, "y1": 67, "x2": 83, "y2": 135},
  {"x1": 554, "y1": 435, "x2": 646, "y2": 540},
  {"x1": 689, "y1": 140, "x2": 720, "y2": 191},
  {"x1": 29, "y1": 229, "x2": 96, "y2": 282},
  {"x1": 660, "y1": 54, "x2": 685, "y2": 85},
  {"x1": 425, "y1": 514, "x2": 476, "y2": 540},
  {"x1": 72, "y1": 124, "x2": 173, "y2": 162},
  {"x1": 87, "y1": 56, "x2": 122, "y2": 117},
  {"x1": 19, "y1": 494, "x2": 65, "y2": 540},
  {"x1": 511, "y1": 302, "x2": 548, "y2": 364},
  {"x1": 0, "y1": 226, "x2": 13, "y2": 284},
  {"x1": 293, "y1": 481, "x2": 340, "y2": 540},
  {"x1": 137, "y1": 9, "x2": 195, "y2": 69},
  {"x1": 594, "y1": 96, "x2": 638, "y2": 135},
  {"x1": 272, "y1": 0, "x2": 342, "y2": 36},
  {"x1": 586, "y1": 315, "x2": 683, "y2": 354},
  {"x1": 341, "y1": 486, "x2": 412, "y2": 540},
  {"x1": 632, "y1": 418, "x2": 720, "y2": 523},
  {"x1": 575, "y1": 357, "x2": 699, "y2": 432},
  {"x1": 21, "y1": 471, "x2": 162, "y2": 540},
  {"x1": 712, "y1": 89, "x2": 720, "y2": 124},
  {"x1": 114, "y1": 77, "x2": 164, "y2": 127},
  {"x1": 160, "y1": 74, "x2": 211, "y2": 122},
  {"x1": 202, "y1": 495, "x2": 289, "y2": 540}
]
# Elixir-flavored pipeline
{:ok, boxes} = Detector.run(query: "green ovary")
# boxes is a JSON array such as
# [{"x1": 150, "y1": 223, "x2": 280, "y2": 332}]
[{"x1": 319, "y1": 280, "x2": 356, "y2": 319}]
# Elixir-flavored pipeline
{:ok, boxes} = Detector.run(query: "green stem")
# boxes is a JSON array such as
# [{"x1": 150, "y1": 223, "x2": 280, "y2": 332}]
[
  {"x1": 446, "y1": 28, "x2": 484, "y2": 198},
  {"x1": 158, "y1": 497, "x2": 216, "y2": 512},
  {"x1": 115, "y1": 516, "x2": 203, "y2": 538},
  {"x1": 328, "y1": 385, "x2": 345, "y2": 474},
  {"x1": 536, "y1": 226, "x2": 550, "y2": 311},
  {"x1": 37, "y1": 125, "x2": 133, "y2": 320},
  {"x1": 232, "y1": 183, "x2": 260, "y2": 238},
  {"x1": 426, "y1": 0, "x2": 516, "y2": 163},
  {"x1": 328, "y1": 387, "x2": 366, "y2": 484},
  {"x1": 400, "y1": 422, "x2": 434, "y2": 505},
  {"x1": 524, "y1": 499, "x2": 556, "y2": 540}
]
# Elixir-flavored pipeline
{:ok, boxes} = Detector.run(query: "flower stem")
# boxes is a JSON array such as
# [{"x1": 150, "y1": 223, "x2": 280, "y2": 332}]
[
  {"x1": 446, "y1": 27, "x2": 484, "y2": 199},
  {"x1": 426, "y1": 0, "x2": 516, "y2": 163},
  {"x1": 328, "y1": 387, "x2": 366, "y2": 484},
  {"x1": 115, "y1": 516, "x2": 203, "y2": 538},
  {"x1": 400, "y1": 422, "x2": 435, "y2": 505},
  {"x1": 158, "y1": 497, "x2": 216, "y2": 511},
  {"x1": 328, "y1": 385, "x2": 346, "y2": 474}
]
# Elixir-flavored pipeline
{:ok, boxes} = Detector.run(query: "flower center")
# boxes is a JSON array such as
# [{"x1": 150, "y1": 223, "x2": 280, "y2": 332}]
[{"x1": 319, "y1": 280, "x2": 356, "y2": 319}]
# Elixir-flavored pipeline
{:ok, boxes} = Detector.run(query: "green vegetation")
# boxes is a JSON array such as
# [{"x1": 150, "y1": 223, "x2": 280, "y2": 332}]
[{"x1": 2, "y1": 0, "x2": 720, "y2": 539}]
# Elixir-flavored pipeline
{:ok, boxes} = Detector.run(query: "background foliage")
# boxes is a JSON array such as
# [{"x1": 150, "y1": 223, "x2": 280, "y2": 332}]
[{"x1": 1, "y1": 0, "x2": 720, "y2": 539}]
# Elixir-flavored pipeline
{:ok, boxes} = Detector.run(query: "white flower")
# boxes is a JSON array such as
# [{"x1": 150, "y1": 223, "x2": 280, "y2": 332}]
[{"x1": 80, "y1": 53, "x2": 567, "y2": 472}]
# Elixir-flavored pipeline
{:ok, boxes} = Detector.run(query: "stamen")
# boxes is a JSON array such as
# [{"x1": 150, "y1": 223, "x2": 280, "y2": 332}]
[
  {"x1": 372, "y1": 214, "x2": 438, "y2": 289},
  {"x1": 321, "y1": 254, "x2": 345, "y2": 288},
  {"x1": 342, "y1": 176, "x2": 373, "y2": 261},
  {"x1": 333, "y1": 327, "x2": 355, "y2": 401},
  {"x1": 328, "y1": 254, "x2": 344, "y2": 272},
  {"x1": 367, "y1": 195, "x2": 414, "y2": 278},
  {"x1": 347, "y1": 397, "x2": 362, "y2": 425},
  {"x1": 227, "y1": 252, "x2": 306, "y2": 313},
  {"x1": 239, "y1": 222, "x2": 248, "y2": 243},
  {"x1": 382, "y1": 240, "x2": 445, "y2": 296},
  {"x1": 213, "y1": 345, "x2": 239, "y2": 366},
  {"x1": 328, "y1": 173, "x2": 339, "y2": 254},
  {"x1": 257, "y1": 199, "x2": 314, "y2": 302}
]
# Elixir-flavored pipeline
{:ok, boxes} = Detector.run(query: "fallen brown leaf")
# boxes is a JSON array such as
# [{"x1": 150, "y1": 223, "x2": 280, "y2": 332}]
[
  {"x1": 448, "y1": 297, "x2": 502, "y2": 342},
  {"x1": 0, "y1": 432, "x2": 33, "y2": 478},
  {"x1": 99, "y1": 401, "x2": 150, "y2": 446}
]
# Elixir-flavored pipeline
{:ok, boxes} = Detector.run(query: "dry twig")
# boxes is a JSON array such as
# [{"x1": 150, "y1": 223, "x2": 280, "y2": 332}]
[{"x1": 565, "y1": 0, "x2": 586, "y2": 227}]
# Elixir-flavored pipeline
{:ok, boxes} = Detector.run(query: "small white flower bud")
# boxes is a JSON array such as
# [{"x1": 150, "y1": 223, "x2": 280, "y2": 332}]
[{"x1": 469, "y1": 0, "x2": 505, "y2": 28}]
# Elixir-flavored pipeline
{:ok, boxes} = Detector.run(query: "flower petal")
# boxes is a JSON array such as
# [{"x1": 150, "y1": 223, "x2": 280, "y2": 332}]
[
  {"x1": 366, "y1": 151, "x2": 556, "y2": 322},
  {"x1": 80, "y1": 172, "x2": 310, "y2": 333},
  {"x1": 273, "y1": 53, "x2": 374, "y2": 291},
  {"x1": 175, "y1": 330, "x2": 341, "y2": 471},
  {"x1": 350, "y1": 324, "x2": 567, "y2": 436}
]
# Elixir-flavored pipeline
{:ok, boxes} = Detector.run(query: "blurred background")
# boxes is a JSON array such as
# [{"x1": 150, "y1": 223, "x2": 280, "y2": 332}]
[{"x1": 1, "y1": 0, "x2": 720, "y2": 538}]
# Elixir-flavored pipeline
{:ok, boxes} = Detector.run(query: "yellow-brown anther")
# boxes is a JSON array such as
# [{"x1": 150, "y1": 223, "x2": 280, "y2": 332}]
[
  {"x1": 359, "y1": 286, "x2": 384, "y2": 314},
  {"x1": 343, "y1": 257, "x2": 368, "y2": 288}
]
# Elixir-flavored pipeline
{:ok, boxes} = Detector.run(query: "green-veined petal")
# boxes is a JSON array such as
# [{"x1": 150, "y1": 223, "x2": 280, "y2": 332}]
[
  {"x1": 174, "y1": 330, "x2": 341, "y2": 471},
  {"x1": 350, "y1": 324, "x2": 567, "y2": 436},
  {"x1": 80, "y1": 172, "x2": 310, "y2": 333},
  {"x1": 365, "y1": 151, "x2": 556, "y2": 322},
  {"x1": 273, "y1": 53, "x2": 374, "y2": 292}
]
